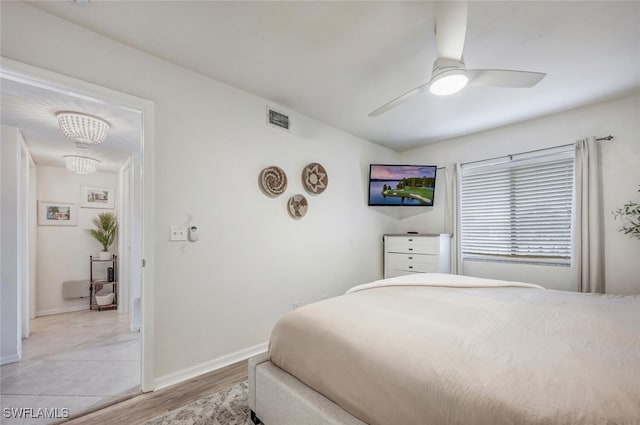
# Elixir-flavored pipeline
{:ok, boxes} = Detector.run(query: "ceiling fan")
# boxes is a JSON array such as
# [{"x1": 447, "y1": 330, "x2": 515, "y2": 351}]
[{"x1": 369, "y1": 1, "x2": 546, "y2": 117}]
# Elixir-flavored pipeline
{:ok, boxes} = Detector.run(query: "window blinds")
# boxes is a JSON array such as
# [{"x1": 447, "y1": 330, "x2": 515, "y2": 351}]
[{"x1": 460, "y1": 147, "x2": 574, "y2": 264}]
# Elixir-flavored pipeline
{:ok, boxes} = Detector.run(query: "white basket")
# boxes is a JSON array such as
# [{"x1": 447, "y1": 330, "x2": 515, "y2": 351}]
[{"x1": 95, "y1": 293, "x2": 114, "y2": 306}]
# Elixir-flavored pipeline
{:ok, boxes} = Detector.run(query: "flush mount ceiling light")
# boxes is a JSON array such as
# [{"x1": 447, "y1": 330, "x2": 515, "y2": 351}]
[
  {"x1": 64, "y1": 155, "x2": 100, "y2": 175},
  {"x1": 56, "y1": 112, "x2": 110, "y2": 145}
]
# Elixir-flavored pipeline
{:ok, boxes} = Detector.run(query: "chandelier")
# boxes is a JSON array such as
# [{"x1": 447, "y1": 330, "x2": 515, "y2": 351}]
[
  {"x1": 63, "y1": 155, "x2": 100, "y2": 175},
  {"x1": 56, "y1": 112, "x2": 110, "y2": 145}
]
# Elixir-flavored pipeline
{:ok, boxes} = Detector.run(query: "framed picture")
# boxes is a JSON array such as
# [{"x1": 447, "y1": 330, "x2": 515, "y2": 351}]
[
  {"x1": 38, "y1": 201, "x2": 78, "y2": 226},
  {"x1": 81, "y1": 186, "x2": 114, "y2": 209}
]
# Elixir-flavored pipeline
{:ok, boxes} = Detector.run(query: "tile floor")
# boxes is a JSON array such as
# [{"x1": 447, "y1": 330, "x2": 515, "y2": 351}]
[{"x1": 1, "y1": 310, "x2": 140, "y2": 425}]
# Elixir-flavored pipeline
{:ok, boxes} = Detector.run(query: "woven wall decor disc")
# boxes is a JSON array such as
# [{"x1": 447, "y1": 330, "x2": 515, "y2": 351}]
[
  {"x1": 302, "y1": 162, "x2": 328, "y2": 194},
  {"x1": 260, "y1": 166, "x2": 287, "y2": 196},
  {"x1": 287, "y1": 194, "x2": 308, "y2": 218}
]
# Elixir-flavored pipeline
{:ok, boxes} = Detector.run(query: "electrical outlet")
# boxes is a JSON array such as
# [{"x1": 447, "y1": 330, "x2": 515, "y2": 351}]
[{"x1": 170, "y1": 225, "x2": 187, "y2": 241}]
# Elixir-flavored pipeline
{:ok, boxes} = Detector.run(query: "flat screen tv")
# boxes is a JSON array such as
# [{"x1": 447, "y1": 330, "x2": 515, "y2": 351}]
[{"x1": 368, "y1": 164, "x2": 437, "y2": 206}]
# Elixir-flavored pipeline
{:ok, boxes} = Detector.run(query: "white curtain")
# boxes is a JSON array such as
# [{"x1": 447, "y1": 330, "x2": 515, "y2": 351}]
[
  {"x1": 444, "y1": 163, "x2": 462, "y2": 274},
  {"x1": 573, "y1": 137, "x2": 604, "y2": 293}
]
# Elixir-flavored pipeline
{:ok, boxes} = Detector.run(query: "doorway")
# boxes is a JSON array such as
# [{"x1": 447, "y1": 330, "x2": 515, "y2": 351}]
[{"x1": 0, "y1": 57, "x2": 155, "y2": 418}]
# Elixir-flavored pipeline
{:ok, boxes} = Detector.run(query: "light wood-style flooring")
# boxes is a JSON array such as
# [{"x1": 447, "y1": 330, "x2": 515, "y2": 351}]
[
  {"x1": 64, "y1": 360, "x2": 248, "y2": 425},
  {"x1": 0, "y1": 310, "x2": 140, "y2": 425}
]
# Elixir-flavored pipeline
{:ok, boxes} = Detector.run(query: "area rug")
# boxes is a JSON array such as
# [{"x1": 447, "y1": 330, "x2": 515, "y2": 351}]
[{"x1": 144, "y1": 381, "x2": 251, "y2": 425}]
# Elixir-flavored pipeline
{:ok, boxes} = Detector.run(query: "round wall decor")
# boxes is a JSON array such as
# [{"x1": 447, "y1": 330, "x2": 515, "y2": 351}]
[
  {"x1": 302, "y1": 162, "x2": 328, "y2": 194},
  {"x1": 260, "y1": 166, "x2": 287, "y2": 196},
  {"x1": 287, "y1": 194, "x2": 308, "y2": 218}
]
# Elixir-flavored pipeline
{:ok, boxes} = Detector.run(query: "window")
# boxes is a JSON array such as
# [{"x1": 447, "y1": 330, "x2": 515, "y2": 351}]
[{"x1": 460, "y1": 146, "x2": 574, "y2": 265}]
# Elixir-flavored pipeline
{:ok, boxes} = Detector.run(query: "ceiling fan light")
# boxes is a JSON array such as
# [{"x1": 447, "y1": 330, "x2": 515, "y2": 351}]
[
  {"x1": 429, "y1": 71, "x2": 469, "y2": 96},
  {"x1": 64, "y1": 155, "x2": 100, "y2": 175},
  {"x1": 56, "y1": 112, "x2": 110, "y2": 145}
]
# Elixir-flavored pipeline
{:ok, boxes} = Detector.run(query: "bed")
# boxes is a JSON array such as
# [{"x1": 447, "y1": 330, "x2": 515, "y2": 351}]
[{"x1": 248, "y1": 273, "x2": 640, "y2": 425}]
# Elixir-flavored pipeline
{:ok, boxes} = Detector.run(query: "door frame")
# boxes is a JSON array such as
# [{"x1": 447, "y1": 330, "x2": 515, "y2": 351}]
[
  {"x1": 18, "y1": 137, "x2": 35, "y2": 339},
  {"x1": 0, "y1": 57, "x2": 156, "y2": 392}
]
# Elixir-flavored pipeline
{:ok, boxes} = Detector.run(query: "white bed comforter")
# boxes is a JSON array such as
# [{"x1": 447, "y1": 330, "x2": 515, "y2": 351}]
[{"x1": 269, "y1": 273, "x2": 640, "y2": 425}]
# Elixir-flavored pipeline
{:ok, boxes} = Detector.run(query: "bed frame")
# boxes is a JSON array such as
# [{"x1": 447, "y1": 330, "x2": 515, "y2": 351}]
[{"x1": 248, "y1": 353, "x2": 366, "y2": 425}]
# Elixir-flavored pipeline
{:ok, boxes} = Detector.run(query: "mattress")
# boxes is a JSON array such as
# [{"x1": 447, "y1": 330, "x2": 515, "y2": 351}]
[{"x1": 268, "y1": 273, "x2": 640, "y2": 425}]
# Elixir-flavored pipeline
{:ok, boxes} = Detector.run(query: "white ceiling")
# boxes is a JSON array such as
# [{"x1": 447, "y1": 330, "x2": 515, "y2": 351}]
[
  {"x1": 0, "y1": 75, "x2": 141, "y2": 173},
  {"x1": 14, "y1": 1, "x2": 640, "y2": 152}
]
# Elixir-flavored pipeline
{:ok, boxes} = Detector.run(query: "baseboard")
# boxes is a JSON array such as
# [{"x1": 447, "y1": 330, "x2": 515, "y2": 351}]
[
  {"x1": 154, "y1": 342, "x2": 268, "y2": 390},
  {"x1": 35, "y1": 305, "x2": 88, "y2": 317},
  {"x1": 1, "y1": 352, "x2": 21, "y2": 366}
]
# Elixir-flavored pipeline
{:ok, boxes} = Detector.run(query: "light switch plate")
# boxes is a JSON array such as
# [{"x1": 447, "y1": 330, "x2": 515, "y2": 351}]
[{"x1": 170, "y1": 225, "x2": 187, "y2": 241}]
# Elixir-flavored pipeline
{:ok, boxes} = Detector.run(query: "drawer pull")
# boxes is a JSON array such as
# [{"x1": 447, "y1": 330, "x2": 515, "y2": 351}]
[
  {"x1": 408, "y1": 248, "x2": 413, "y2": 251},
  {"x1": 408, "y1": 238, "x2": 413, "y2": 242},
  {"x1": 408, "y1": 256, "x2": 413, "y2": 259},
  {"x1": 409, "y1": 266, "x2": 413, "y2": 269}
]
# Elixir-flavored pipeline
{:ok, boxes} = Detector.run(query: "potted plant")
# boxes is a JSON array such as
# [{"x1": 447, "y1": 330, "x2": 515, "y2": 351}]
[
  {"x1": 613, "y1": 185, "x2": 640, "y2": 240},
  {"x1": 88, "y1": 212, "x2": 118, "y2": 260}
]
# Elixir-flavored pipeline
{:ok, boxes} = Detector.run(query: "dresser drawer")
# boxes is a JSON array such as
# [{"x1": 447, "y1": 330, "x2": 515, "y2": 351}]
[
  {"x1": 386, "y1": 253, "x2": 437, "y2": 273},
  {"x1": 386, "y1": 269, "x2": 426, "y2": 279},
  {"x1": 385, "y1": 236, "x2": 439, "y2": 255}
]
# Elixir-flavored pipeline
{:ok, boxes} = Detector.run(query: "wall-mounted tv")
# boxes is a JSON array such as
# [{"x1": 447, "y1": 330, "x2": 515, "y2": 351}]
[{"x1": 368, "y1": 164, "x2": 437, "y2": 206}]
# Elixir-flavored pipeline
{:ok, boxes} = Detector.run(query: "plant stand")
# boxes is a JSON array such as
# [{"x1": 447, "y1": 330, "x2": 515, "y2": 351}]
[{"x1": 89, "y1": 254, "x2": 118, "y2": 311}]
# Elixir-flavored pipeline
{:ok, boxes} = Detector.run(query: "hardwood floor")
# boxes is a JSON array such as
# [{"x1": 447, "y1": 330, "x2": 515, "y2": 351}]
[{"x1": 63, "y1": 360, "x2": 248, "y2": 425}]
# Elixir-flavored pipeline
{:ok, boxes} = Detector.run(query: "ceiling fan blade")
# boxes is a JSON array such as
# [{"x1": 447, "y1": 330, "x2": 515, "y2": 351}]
[
  {"x1": 435, "y1": 1, "x2": 468, "y2": 60},
  {"x1": 468, "y1": 69, "x2": 546, "y2": 88},
  {"x1": 368, "y1": 82, "x2": 430, "y2": 117}
]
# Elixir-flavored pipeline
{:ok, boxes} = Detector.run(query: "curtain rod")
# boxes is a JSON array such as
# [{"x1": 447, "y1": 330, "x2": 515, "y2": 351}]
[
  {"x1": 438, "y1": 134, "x2": 615, "y2": 170},
  {"x1": 596, "y1": 135, "x2": 614, "y2": 141}
]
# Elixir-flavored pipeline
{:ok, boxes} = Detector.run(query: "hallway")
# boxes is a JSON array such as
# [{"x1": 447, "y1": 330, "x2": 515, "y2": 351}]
[{"x1": 1, "y1": 310, "x2": 140, "y2": 424}]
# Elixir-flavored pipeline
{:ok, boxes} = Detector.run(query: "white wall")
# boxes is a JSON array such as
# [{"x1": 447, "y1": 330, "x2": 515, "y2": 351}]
[
  {"x1": 36, "y1": 165, "x2": 118, "y2": 316},
  {"x1": 1, "y1": 125, "x2": 22, "y2": 364},
  {"x1": 0, "y1": 3, "x2": 399, "y2": 380},
  {"x1": 398, "y1": 93, "x2": 640, "y2": 295},
  {"x1": 19, "y1": 134, "x2": 32, "y2": 338},
  {"x1": 29, "y1": 161, "x2": 37, "y2": 320}
]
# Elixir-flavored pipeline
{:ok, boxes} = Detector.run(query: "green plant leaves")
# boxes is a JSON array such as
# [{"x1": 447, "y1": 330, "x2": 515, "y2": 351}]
[
  {"x1": 613, "y1": 185, "x2": 640, "y2": 240},
  {"x1": 87, "y1": 212, "x2": 118, "y2": 251}
]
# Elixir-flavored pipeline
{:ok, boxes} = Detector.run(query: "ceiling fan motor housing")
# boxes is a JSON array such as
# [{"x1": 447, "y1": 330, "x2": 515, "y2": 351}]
[{"x1": 429, "y1": 58, "x2": 469, "y2": 95}]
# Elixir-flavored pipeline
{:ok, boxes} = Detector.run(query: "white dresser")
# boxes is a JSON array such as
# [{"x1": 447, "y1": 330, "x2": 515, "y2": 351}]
[{"x1": 383, "y1": 234, "x2": 452, "y2": 278}]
